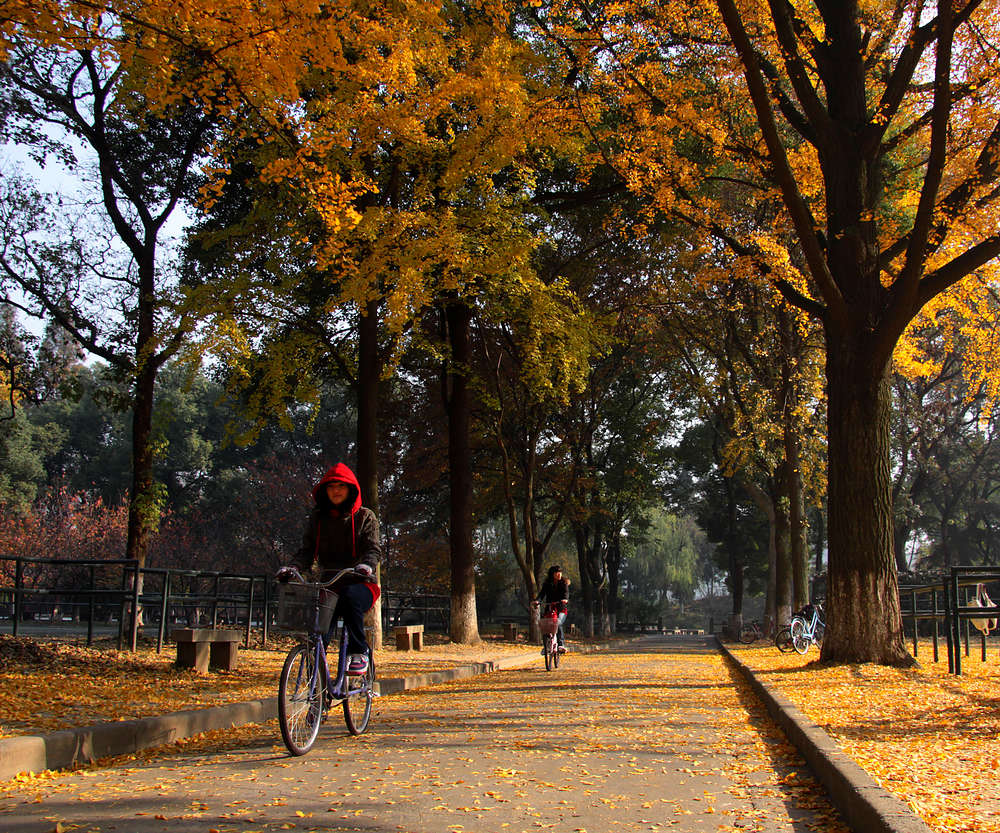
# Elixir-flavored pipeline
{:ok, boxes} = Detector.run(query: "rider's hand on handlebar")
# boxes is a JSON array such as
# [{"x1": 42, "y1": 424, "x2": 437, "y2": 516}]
[
  {"x1": 276, "y1": 566, "x2": 302, "y2": 583},
  {"x1": 355, "y1": 563, "x2": 373, "y2": 578}
]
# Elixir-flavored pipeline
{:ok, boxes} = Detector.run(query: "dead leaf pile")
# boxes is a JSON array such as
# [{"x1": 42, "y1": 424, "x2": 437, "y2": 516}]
[
  {"x1": 0, "y1": 632, "x2": 534, "y2": 738},
  {"x1": 731, "y1": 639, "x2": 1000, "y2": 833}
]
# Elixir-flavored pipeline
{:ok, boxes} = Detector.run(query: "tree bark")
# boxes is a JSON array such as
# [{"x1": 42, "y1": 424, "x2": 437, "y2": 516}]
[
  {"x1": 724, "y1": 476, "x2": 745, "y2": 633},
  {"x1": 821, "y1": 347, "x2": 913, "y2": 665},
  {"x1": 357, "y1": 298, "x2": 382, "y2": 649},
  {"x1": 445, "y1": 300, "x2": 479, "y2": 644},
  {"x1": 125, "y1": 359, "x2": 157, "y2": 570}
]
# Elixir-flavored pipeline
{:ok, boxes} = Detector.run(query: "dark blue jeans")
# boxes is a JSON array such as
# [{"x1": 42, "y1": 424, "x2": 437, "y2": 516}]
[{"x1": 325, "y1": 582, "x2": 375, "y2": 656}]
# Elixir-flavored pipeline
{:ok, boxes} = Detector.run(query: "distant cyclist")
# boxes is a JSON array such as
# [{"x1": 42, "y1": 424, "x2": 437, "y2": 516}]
[
  {"x1": 533, "y1": 565, "x2": 570, "y2": 652},
  {"x1": 277, "y1": 463, "x2": 381, "y2": 676}
]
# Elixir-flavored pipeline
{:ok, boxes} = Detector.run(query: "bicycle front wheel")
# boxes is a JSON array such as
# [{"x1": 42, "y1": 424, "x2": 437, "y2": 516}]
[
  {"x1": 775, "y1": 626, "x2": 795, "y2": 653},
  {"x1": 553, "y1": 640, "x2": 561, "y2": 669},
  {"x1": 790, "y1": 618, "x2": 810, "y2": 654},
  {"x1": 278, "y1": 642, "x2": 325, "y2": 756},
  {"x1": 738, "y1": 623, "x2": 758, "y2": 644},
  {"x1": 343, "y1": 652, "x2": 375, "y2": 735},
  {"x1": 543, "y1": 637, "x2": 553, "y2": 671}
]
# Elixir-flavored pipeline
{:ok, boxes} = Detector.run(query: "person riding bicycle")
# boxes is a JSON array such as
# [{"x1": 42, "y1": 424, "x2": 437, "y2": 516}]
[
  {"x1": 533, "y1": 565, "x2": 569, "y2": 652},
  {"x1": 277, "y1": 463, "x2": 381, "y2": 676}
]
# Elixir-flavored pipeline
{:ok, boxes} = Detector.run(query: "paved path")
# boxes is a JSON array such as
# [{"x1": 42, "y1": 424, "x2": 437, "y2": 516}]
[{"x1": 0, "y1": 636, "x2": 849, "y2": 832}]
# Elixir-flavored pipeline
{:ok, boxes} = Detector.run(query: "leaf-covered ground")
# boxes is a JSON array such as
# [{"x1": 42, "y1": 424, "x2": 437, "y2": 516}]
[
  {"x1": 3, "y1": 632, "x2": 997, "y2": 833},
  {"x1": 731, "y1": 639, "x2": 1000, "y2": 833},
  {"x1": 0, "y1": 632, "x2": 534, "y2": 738},
  {"x1": 2, "y1": 638, "x2": 850, "y2": 833}
]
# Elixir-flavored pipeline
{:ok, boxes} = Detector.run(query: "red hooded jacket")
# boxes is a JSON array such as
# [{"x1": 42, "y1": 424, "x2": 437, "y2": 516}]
[{"x1": 292, "y1": 463, "x2": 381, "y2": 598}]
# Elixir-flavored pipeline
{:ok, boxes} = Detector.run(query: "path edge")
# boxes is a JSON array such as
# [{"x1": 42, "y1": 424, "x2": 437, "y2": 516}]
[{"x1": 719, "y1": 639, "x2": 934, "y2": 833}]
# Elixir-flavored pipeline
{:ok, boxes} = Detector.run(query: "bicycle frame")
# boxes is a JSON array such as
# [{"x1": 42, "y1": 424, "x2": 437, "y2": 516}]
[
  {"x1": 294, "y1": 622, "x2": 354, "y2": 706},
  {"x1": 537, "y1": 602, "x2": 561, "y2": 670},
  {"x1": 801, "y1": 606, "x2": 824, "y2": 640},
  {"x1": 789, "y1": 604, "x2": 825, "y2": 654},
  {"x1": 277, "y1": 568, "x2": 376, "y2": 754}
]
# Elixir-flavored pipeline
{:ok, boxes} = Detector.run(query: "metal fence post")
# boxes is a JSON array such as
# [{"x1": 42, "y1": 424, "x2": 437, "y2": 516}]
[
  {"x1": 87, "y1": 564, "x2": 96, "y2": 646},
  {"x1": 951, "y1": 570, "x2": 962, "y2": 676},
  {"x1": 12, "y1": 557, "x2": 23, "y2": 637},
  {"x1": 262, "y1": 579, "x2": 270, "y2": 645},
  {"x1": 211, "y1": 574, "x2": 220, "y2": 628},
  {"x1": 118, "y1": 565, "x2": 129, "y2": 650},
  {"x1": 910, "y1": 589, "x2": 918, "y2": 658},
  {"x1": 932, "y1": 588, "x2": 939, "y2": 664},
  {"x1": 943, "y1": 578, "x2": 954, "y2": 673},
  {"x1": 157, "y1": 570, "x2": 171, "y2": 653},
  {"x1": 244, "y1": 577, "x2": 255, "y2": 648}
]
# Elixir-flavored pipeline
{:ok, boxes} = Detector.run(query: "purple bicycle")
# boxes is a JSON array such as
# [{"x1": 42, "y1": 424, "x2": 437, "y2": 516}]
[{"x1": 275, "y1": 568, "x2": 376, "y2": 755}]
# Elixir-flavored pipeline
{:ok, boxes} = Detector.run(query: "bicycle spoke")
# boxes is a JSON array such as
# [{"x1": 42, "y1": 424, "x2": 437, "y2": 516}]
[
  {"x1": 278, "y1": 643, "x2": 324, "y2": 755},
  {"x1": 343, "y1": 652, "x2": 375, "y2": 735}
]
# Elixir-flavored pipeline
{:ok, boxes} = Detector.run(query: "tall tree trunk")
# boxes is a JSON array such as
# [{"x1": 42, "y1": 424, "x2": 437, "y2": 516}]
[
  {"x1": 607, "y1": 530, "x2": 622, "y2": 632},
  {"x1": 574, "y1": 527, "x2": 595, "y2": 638},
  {"x1": 125, "y1": 267, "x2": 160, "y2": 631},
  {"x1": 785, "y1": 417, "x2": 808, "y2": 609},
  {"x1": 125, "y1": 362, "x2": 157, "y2": 569},
  {"x1": 357, "y1": 298, "x2": 382, "y2": 649},
  {"x1": 445, "y1": 300, "x2": 479, "y2": 644},
  {"x1": 773, "y1": 484, "x2": 792, "y2": 626},
  {"x1": 724, "y1": 476, "x2": 745, "y2": 634},
  {"x1": 745, "y1": 480, "x2": 778, "y2": 630},
  {"x1": 822, "y1": 348, "x2": 912, "y2": 665}
]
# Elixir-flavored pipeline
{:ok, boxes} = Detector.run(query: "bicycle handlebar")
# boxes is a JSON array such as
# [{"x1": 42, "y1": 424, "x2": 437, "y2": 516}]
[{"x1": 283, "y1": 567, "x2": 371, "y2": 588}]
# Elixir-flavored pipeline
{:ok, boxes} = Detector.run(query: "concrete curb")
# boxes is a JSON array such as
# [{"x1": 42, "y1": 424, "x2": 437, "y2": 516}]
[
  {"x1": 0, "y1": 637, "x2": 632, "y2": 781},
  {"x1": 718, "y1": 639, "x2": 934, "y2": 833},
  {"x1": 0, "y1": 698, "x2": 277, "y2": 782}
]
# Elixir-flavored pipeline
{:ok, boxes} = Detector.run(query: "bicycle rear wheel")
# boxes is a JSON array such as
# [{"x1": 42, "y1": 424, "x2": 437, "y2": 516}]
[
  {"x1": 552, "y1": 638, "x2": 561, "y2": 669},
  {"x1": 738, "y1": 623, "x2": 759, "y2": 644},
  {"x1": 343, "y1": 651, "x2": 375, "y2": 735},
  {"x1": 278, "y1": 642, "x2": 325, "y2": 756},
  {"x1": 775, "y1": 626, "x2": 795, "y2": 653}
]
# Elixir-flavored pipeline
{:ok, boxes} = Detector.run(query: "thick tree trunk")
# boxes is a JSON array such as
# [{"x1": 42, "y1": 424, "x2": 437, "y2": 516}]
[
  {"x1": 125, "y1": 362, "x2": 156, "y2": 569},
  {"x1": 785, "y1": 425, "x2": 808, "y2": 609},
  {"x1": 125, "y1": 270, "x2": 160, "y2": 633},
  {"x1": 573, "y1": 526, "x2": 596, "y2": 638},
  {"x1": 773, "y1": 485, "x2": 792, "y2": 626},
  {"x1": 745, "y1": 480, "x2": 779, "y2": 630},
  {"x1": 821, "y1": 350, "x2": 912, "y2": 665},
  {"x1": 724, "y1": 477, "x2": 745, "y2": 635},
  {"x1": 357, "y1": 298, "x2": 382, "y2": 649},
  {"x1": 445, "y1": 300, "x2": 479, "y2": 644}
]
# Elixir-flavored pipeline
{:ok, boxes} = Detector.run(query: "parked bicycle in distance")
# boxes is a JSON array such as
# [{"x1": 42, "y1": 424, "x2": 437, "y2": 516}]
[
  {"x1": 274, "y1": 568, "x2": 377, "y2": 755},
  {"x1": 789, "y1": 603, "x2": 825, "y2": 654},
  {"x1": 738, "y1": 619, "x2": 767, "y2": 644},
  {"x1": 534, "y1": 601, "x2": 561, "y2": 671}
]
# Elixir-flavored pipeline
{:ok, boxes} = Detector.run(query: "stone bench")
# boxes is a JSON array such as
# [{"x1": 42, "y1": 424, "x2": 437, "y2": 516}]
[
  {"x1": 394, "y1": 624, "x2": 424, "y2": 651},
  {"x1": 171, "y1": 628, "x2": 242, "y2": 672}
]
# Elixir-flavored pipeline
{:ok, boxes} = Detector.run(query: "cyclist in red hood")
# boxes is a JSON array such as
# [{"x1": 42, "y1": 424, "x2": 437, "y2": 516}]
[{"x1": 282, "y1": 463, "x2": 381, "y2": 675}]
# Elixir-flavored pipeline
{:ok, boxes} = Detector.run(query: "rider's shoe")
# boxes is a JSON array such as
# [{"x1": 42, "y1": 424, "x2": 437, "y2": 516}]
[
  {"x1": 347, "y1": 654, "x2": 369, "y2": 676},
  {"x1": 557, "y1": 645, "x2": 567, "y2": 653}
]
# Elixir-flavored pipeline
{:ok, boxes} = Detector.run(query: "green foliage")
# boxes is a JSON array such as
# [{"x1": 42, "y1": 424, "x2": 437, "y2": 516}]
[{"x1": 619, "y1": 509, "x2": 709, "y2": 621}]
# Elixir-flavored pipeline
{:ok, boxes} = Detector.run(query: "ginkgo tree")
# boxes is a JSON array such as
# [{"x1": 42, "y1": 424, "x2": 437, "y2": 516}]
[{"x1": 533, "y1": 0, "x2": 1000, "y2": 663}]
